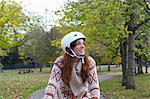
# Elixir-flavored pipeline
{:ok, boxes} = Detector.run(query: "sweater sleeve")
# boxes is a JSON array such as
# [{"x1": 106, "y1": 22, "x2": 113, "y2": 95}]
[
  {"x1": 43, "y1": 56, "x2": 63, "y2": 99},
  {"x1": 87, "y1": 56, "x2": 100, "y2": 99}
]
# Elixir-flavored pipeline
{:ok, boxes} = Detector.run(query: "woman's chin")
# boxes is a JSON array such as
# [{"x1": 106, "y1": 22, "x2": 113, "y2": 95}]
[{"x1": 79, "y1": 53, "x2": 85, "y2": 56}]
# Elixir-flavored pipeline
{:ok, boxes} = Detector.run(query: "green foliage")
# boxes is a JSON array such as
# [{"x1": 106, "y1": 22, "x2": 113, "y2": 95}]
[
  {"x1": 0, "y1": 49, "x2": 7, "y2": 56},
  {"x1": 0, "y1": 0, "x2": 30, "y2": 56},
  {"x1": 55, "y1": 0, "x2": 149, "y2": 66},
  {"x1": 55, "y1": 0, "x2": 127, "y2": 64},
  {"x1": 0, "y1": 62, "x2": 3, "y2": 68},
  {"x1": 135, "y1": 21, "x2": 150, "y2": 61},
  {"x1": 19, "y1": 26, "x2": 61, "y2": 65}
]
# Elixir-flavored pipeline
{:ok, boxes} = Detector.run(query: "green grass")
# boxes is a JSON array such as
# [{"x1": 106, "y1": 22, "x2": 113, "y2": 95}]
[
  {"x1": 97, "y1": 66, "x2": 122, "y2": 75},
  {"x1": 0, "y1": 69, "x2": 50, "y2": 99},
  {"x1": 100, "y1": 73, "x2": 150, "y2": 99},
  {"x1": 1, "y1": 67, "x2": 149, "y2": 99}
]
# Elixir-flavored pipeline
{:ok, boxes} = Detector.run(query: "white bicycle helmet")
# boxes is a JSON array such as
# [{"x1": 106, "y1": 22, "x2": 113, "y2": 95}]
[{"x1": 61, "y1": 31, "x2": 86, "y2": 57}]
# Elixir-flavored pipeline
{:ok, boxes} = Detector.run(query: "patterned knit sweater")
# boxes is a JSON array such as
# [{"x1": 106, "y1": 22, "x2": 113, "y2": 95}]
[{"x1": 43, "y1": 56, "x2": 100, "y2": 99}]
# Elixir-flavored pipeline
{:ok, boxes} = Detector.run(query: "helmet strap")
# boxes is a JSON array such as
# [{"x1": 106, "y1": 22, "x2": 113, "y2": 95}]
[{"x1": 67, "y1": 48, "x2": 85, "y2": 64}]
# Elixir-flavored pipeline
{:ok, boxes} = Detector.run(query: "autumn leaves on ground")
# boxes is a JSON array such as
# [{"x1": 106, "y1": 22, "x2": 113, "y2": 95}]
[{"x1": 0, "y1": 69, "x2": 49, "y2": 99}]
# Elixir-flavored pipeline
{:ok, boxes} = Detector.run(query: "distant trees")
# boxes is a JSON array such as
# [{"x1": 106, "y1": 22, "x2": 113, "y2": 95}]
[
  {"x1": 18, "y1": 24, "x2": 62, "y2": 71},
  {"x1": 0, "y1": 0, "x2": 62, "y2": 69}
]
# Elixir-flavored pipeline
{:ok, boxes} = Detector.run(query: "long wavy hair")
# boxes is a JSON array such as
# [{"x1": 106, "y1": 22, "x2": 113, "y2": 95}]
[{"x1": 62, "y1": 39, "x2": 90, "y2": 85}]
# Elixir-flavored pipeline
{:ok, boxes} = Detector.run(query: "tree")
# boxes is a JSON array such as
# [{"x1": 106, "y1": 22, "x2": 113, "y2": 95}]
[
  {"x1": 122, "y1": 0, "x2": 150, "y2": 89},
  {"x1": 0, "y1": 0, "x2": 29, "y2": 50},
  {"x1": 19, "y1": 25, "x2": 61, "y2": 71},
  {"x1": 0, "y1": 0, "x2": 30, "y2": 68}
]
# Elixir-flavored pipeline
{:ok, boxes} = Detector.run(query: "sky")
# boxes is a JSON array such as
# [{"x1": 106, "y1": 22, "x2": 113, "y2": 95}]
[
  {"x1": 18, "y1": 0, "x2": 67, "y2": 13},
  {"x1": 17, "y1": 0, "x2": 68, "y2": 27},
  {"x1": 11, "y1": 0, "x2": 77, "y2": 30},
  {"x1": 0, "y1": 0, "x2": 77, "y2": 30}
]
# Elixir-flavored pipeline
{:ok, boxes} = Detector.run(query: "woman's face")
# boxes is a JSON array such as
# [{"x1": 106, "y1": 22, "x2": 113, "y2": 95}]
[{"x1": 72, "y1": 39, "x2": 85, "y2": 56}]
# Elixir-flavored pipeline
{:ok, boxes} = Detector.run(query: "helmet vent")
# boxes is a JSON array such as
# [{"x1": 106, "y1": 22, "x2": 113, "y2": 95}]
[{"x1": 74, "y1": 34, "x2": 77, "y2": 36}]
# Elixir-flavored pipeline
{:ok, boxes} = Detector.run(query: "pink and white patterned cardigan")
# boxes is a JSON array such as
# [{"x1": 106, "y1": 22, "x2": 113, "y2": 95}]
[{"x1": 43, "y1": 56, "x2": 100, "y2": 99}]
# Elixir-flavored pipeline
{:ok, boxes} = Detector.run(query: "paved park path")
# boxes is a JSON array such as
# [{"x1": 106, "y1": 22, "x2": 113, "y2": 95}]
[{"x1": 30, "y1": 73, "x2": 122, "y2": 99}]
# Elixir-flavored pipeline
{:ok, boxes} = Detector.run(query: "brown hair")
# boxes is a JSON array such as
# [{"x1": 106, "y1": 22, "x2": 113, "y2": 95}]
[{"x1": 62, "y1": 39, "x2": 89, "y2": 85}]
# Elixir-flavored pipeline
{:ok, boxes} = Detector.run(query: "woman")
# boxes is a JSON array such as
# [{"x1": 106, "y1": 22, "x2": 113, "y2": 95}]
[{"x1": 43, "y1": 32, "x2": 100, "y2": 99}]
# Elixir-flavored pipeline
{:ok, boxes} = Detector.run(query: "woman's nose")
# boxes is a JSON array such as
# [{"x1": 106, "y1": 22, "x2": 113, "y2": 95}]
[{"x1": 81, "y1": 43, "x2": 85, "y2": 48}]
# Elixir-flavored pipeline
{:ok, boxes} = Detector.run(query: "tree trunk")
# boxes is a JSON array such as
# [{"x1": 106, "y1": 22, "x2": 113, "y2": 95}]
[
  {"x1": 39, "y1": 64, "x2": 43, "y2": 72},
  {"x1": 108, "y1": 61, "x2": 111, "y2": 71},
  {"x1": 137, "y1": 55, "x2": 143, "y2": 74},
  {"x1": 40, "y1": 67, "x2": 42, "y2": 72},
  {"x1": 145, "y1": 66, "x2": 148, "y2": 73},
  {"x1": 126, "y1": 33, "x2": 136, "y2": 89},
  {"x1": 120, "y1": 40, "x2": 127, "y2": 86}
]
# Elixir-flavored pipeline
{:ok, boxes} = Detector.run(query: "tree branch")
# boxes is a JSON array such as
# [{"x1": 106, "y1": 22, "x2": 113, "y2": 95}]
[
  {"x1": 133, "y1": 18, "x2": 150, "y2": 31},
  {"x1": 144, "y1": 0, "x2": 150, "y2": 15}
]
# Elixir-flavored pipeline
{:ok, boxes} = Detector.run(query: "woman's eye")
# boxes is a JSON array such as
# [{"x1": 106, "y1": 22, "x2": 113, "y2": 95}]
[
  {"x1": 76, "y1": 42, "x2": 85, "y2": 46},
  {"x1": 76, "y1": 42, "x2": 80, "y2": 45}
]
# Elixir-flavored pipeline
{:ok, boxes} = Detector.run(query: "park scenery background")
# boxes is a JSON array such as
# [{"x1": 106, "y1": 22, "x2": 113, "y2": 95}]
[{"x1": 0, "y1": 0, "x2": 150, "y2": 98}]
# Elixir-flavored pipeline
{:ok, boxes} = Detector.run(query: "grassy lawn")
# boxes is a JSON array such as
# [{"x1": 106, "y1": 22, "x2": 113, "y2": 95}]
[
  {"x1": 0, "y1": 68, "x2": 50, "y2": 99},
  {"x1": 0, "y1": 67, "x2": 149, "y2": 99},
  {"x1": 0, "y1": 67, "x2": 121, "y2": 99},
  {"x1": 97, "y1": 66, "x2": 122, "y2": 75},
  {"x1": 100, "y1": 73, "x2": 150, "y2": 99}
]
